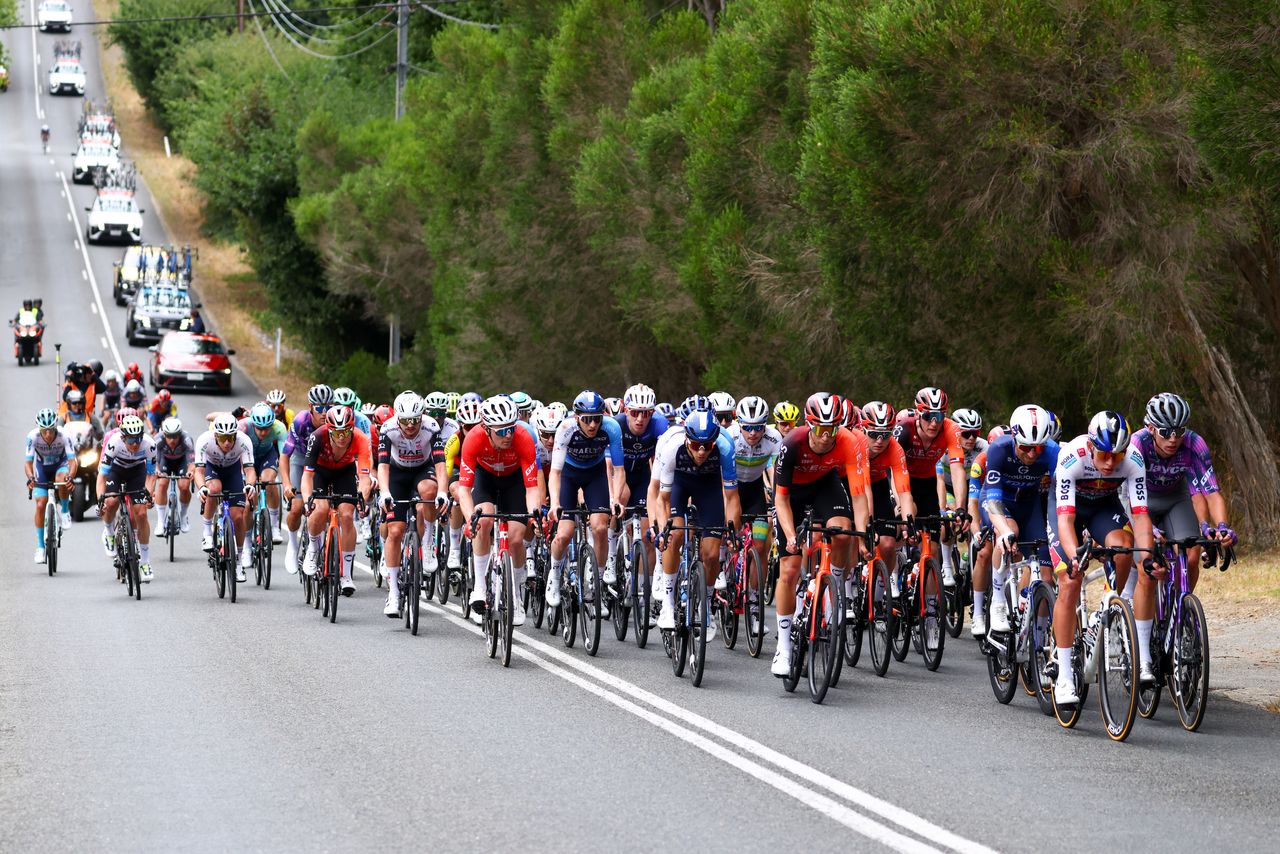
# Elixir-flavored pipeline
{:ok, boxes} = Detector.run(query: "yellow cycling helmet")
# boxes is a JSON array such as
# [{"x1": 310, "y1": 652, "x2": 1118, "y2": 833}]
[
  {"x1": 445, "y1": 391, "x2": 461, "y2": 416},
  {"x1": 772, "y1": 400, "x2": 800, "y2": 424}
]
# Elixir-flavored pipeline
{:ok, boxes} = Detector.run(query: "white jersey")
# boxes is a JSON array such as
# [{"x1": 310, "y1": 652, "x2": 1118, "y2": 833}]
[
  {"x1": 1053, "y1": 435, "x2": 1147, "y2": 515},
  {"x1": 651, "y1": 426, "x2": 685, "y2": 481},
  {"x1": 727, "y1": 423, "x2": 783, "y2": 483},
  {"x1": 378, "y1": 418, "x2": 443, "y2": 468},
  {"x1": 101, "y1": 432, "x2": 157, "y2": 470},
  {"x1": 195, "y1": 430, "x2": 254, "y2": 468},
  {"x1": 25, "y1": 427, "x2": 74, "y2": 466},
  {"x1": 437, "y1": 417, "x2": 460, "y2": 445}
]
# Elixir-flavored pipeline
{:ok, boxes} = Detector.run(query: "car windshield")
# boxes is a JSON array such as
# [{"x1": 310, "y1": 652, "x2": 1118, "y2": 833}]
[
  {"x1": 164, "y1": 337, "x2": 224, "y2": 356},
  {"x1": 79, "y1": 146, "x2": 115, "y2": 159},
  {"x1": 140, "y1": 289, "x2": 190, "y2": 309},
  {"x1": 53, "y1": 63, "x2": 80, "y2": 74},
  {"x1": 44, "y1": 2, "x2": 69, "y2": 10},
  {"x1": 96, "y1": 198, "x2": 137, "y2": 213}
]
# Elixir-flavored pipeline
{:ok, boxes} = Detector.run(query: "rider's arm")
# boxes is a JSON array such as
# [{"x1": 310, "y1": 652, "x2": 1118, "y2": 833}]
[
  {"x1": 1054, "y1": 457, "x2": 1079, "y2": 560},
  {"x1": 1123, "y1": 449, "x2": 1152, "y2": 551},
  {"x1": 717, "y1": 433, "x2": 741, "y2": 532}
]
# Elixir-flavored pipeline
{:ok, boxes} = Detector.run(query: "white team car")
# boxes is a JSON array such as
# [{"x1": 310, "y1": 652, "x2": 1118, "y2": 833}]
[
  {"x1": 37, "y1": 1, "x2": 73, "y2": 32},
  {"x1": 72, "y1": 139, "x2": 120, "y2": 184},
  {"x1": 86, "y1": 190, "x2": 144, "y2": 245},
  {"x1": 47, "y1": 58, "x2": 86, "y2": 95}
]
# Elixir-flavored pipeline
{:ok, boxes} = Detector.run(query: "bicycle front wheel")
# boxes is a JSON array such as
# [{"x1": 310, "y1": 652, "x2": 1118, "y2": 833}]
[
  {"x1": 327, "y1": 532, "x2": 341, "y2": 624},
  {"x1": 1028, "y1": 583, "x2": 1057, "y2": 716},
  {"x1": 843, "y1": 565, "x2": 866, "y2": 669},
  {"x1": 580, "y1": 548, "x2": 602, "y2": 657},
  {"x1": 226, "y1": 527, "x2": 238, "y2": 604},
  {"x1": 1098, "y1": 598, "x2": 1140, "y2": 742},
  {"x1": 485, "y1": 567, "x2": 499, "y2": 660},
  {"x1": 919, "y1": 558, "x2": 945, "y2": 671},
  {"x1": 1172, "y1": 593, "x2": 1210, "y2": 732},
  {"x1": 943, "y1": 546, "x2": 964, "y2": 638},
  {"x1": 632, "y1": 543, "x2": 651, "y2": 650},
  {"x1": 408, "y1": 540, "x2": 423, "y2": 636},
  {"x1": 744, "y1": 549, "x2": 765, "y2": 658},
  {"x1": 867, "y1": 560, "x2": 893, "y2": 678},
  {"x1": 690, "y1": 562, "x2": 708, "y2": 688},
  {"x1": 807, "y1": 574, "x2": 840, "y2": 704},
  {"x1": 499, "y1": 554, "x2": 514, "y2": 668},
  {"x1": 45, "y1": 501, "x2": 58, "y2": 577}
]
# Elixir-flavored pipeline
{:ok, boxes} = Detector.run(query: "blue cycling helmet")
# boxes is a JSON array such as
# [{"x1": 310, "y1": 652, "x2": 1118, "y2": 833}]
[
  {"x1": 1087, "y1": 411, "x2": 1131, "y2": 453},
  {"x1": 1045, "y1": 409, "x2": 1062, "y2": 442},
  {"x1": 682, "y1": 394, "x2": 710, "y2": 414},
  {"x1": 655, "y1": 402, "x2": 676, "y2": 421},
  {"x1": 573, "y1": 390, "x2": 605, "y2": 415},
  {"x1": 250, "y1": 402, "x2": 276, "y2": 429},
  {"x1": 684, "y1": 409, "x2": 720, "y2": 443},
  {"x1": 461, "y1": 391, "x2": 483, "y2": 405}
]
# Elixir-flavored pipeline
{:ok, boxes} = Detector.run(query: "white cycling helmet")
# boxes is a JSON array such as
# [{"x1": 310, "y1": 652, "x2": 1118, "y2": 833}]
[
  {"x1": 266, "y1": 388, "x2": 286, "y2": 406},
  {"x1": 532, "y1": 406, "x2": 563, "y2": 435},
  {"x1": 102, "y1": 369, "x2": 120, "y2": 383},
  {"x1": 161, "y1": 416, "x2": 183, "y2": 436},
  {"x1": 1009, "y1": 404, "x2": 1052, "y2": 447},
  {"x1": 548, "y1": 401, "x2": 568, "y2": 419},
  {"x1": 708, "y1": 391, "x2": 736, "y2": 415},
  {"x1": 952, "y1": 408, "x2": 983, "y2": 431},
  {"x1": 623, "y1": 383, "x2": 656, "y2": 411},
  {"x1": 456, "y1": 400, "x2": 482, "y2": 426},
  {"x1": 480, "y1": 395, "x2": 517, "y2": 428},
  {"x1": 604, "y1": 396, "x2": 623, "y2": 416},
  {"x1": 393, "y1": 390, "x2": 425, "y2": 420},
  {"x1": 211, "y1": 414, "x2": 238, "y2": 436},
  {"x1": 424, "y1": 391, "x2": 450, "y2": 414},
  {"x1": 124, "y1": 379, "x2": 144, "y2": 395},
  {"x1": 735, "y1": 395, "x2": 769, "y2": 425}
]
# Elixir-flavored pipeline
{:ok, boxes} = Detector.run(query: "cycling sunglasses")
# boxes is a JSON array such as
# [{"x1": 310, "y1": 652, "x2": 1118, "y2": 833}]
[
  {"x1": 398, "y1": 416, "x2": 422, "y2": 427},
  {"x1": 866, "y1": 429, "x2": 892, "y2": 441},
  {"x1": 686, "y1": 439, "x2": 714, "y2": 452},
  {"x1": 312, "y1": 404, "x2": 331, "y2": 414},
  {"x1": 919, "y1": 410, "x2": 945, "y2": 423},
  {"x1": 330, "y1": 428, "x2": 352, "y2": 441},
  {"x1": 959, "y1": 430, "x2": 979, "y2": 440},
  {"x1": 716, "y1": 414, "x2": 734, "y2": 425},
  {"x1": 489, "y1": 425, "x2": 516, "y2": 438},
  {"x1": 123, "y1": 435, "x2": 143, "y2": 445},
  {"x1": 1155, "y1": 425, "x2": 1186, "y2": 440},
  {"x1": 538, "y1": 431, "x2": 556, "y2": 442},
  {"x1": 740, "y1": 423, "x2": 765, "y2": 433},
  {"x1": 579, "y1": 415, "x2": 603, "y2": 426},
  {"x1": 811, "y1": 423, "x2": 839, "y2": 438},
  {"x1": 1092, "y1": 449, "x2": 1121, "y2": 464}
]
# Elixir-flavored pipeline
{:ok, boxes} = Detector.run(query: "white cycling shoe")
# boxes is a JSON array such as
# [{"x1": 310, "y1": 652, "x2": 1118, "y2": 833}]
[
  {"x1": 1139, "y1": 660, "x2": 1156, "y2": 684},
  {"x1": 140, "y1": 564, "x2": 154, "y2": 584},
  {"x1": 201, "y1": 534, "x2": 214, "y2": 552},
  {"x1": 657, "y1": 598, "x2": 676, "y2": 631},
  {"x1": 602, "y1": 559, "x2": 618, "y2": 586},
  {"x1": 1053, "y1": 675, "x2": 1079, "y2": 706},
  {"x1": 714, "y1": 571, "x2": 728, "y2": 591},
  {"x1": 271, "y1": 528, "x2": 284, "y2": 545},
  {"x1": 447, "y1": 549, "x2": 462, "y2": 571},
  {"x1": 989, "y1": 598, "x2": 1011, "y2": 633},
  {"x1": 180, "y1": 515, "x2": 191, "y2": 534},
  {"x1": 770, "y1": 648, "x2": 791, "y2": 677},
  {"x1": 285, "y1": 542, "x2": 299, "y2": 574},
  {"x1": 545, "y1": 577, "x2": 562, "y2": 608},
  {"x1": 942, "y1": 565, "x2": 956, "y2": 588},
  {"x1": 340, "y1": 576, "x2": 356, "y2": 597},
  {"x1": 60, "y1": 510, "x2": 72, "y2": 530},
  {"x1": 102, "y1": 530, "x2": 116, "y2": 557},
  {"x1": 33, "y1": 547, "x2": 46, "y2": 564},
  {"x1": 512, "y1": 596, "x2": 527, "y2": 627},
  {"x1": 384, "y1": 591, "x2": 401, "y2": 618},
  {"x1": 971, "y1": 612, "x2": 988, "y2": 638},
  {"x1": 302, "y1": 552, "x2": 319, "y2": 577}
]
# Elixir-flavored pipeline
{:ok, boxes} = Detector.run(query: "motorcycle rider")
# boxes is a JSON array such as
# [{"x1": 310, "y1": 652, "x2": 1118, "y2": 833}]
[{"x1": 60, "y1": 389, "x2": 104, "y2": 438}]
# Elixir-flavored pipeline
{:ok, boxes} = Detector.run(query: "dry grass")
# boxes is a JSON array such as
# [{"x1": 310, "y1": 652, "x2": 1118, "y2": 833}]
[
  {"x1": 93, "y1": 0, "x2": 314, "y2": 405},
  {"x1": 1196, "y1": 546, "x2": 1280, "y2": 621}
]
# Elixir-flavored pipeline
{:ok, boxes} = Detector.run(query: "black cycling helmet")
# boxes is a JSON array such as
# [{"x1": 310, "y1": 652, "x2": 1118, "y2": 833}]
[{"x1": 87, "y1": 359, "x2": 103, "y2": 377}]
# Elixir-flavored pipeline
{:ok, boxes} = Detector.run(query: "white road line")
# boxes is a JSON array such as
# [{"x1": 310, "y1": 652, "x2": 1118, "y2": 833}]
[
  {"x1": 60, "y1": 189, "x2": 66, "y2": 199},
  {"x1": 90, "y1": 302, "x2": 97, "y2": 314},
  {"x1": 66, "y1": 212, "x2": 71, "y2": 222},
  {"x1": 100, "y1": 337, "x2": 109, "y2": 349},
  {"x1": 81, "y1": 269, "x2": 88, "y2": 280},
  {"x1": 58, "y1": 171, "x2": 125, "y2": 372},
  {"x1": 29, "y1": 0, "x2": 42, "y2": 121},
  {"x1": 351, "y1": 560, "x2": 996, "y2": 854},
  {"x1": 74, "y1": 239, "x2": 81, "y2": 250},
  {"x1": 426, "y1": 600, "x2": 944, "y2": 854}
]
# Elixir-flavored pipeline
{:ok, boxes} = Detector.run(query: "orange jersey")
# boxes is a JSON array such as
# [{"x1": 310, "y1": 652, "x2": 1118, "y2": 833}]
[
  {"x1": 894, "y1": 415, "x2": 963, "y2": 479},
  {"x1": 868, "y1": 437, "x2": 911, "y2": 493},
  {"x1": 774, "y1": 425, "x2": 869, "y2": 498}
]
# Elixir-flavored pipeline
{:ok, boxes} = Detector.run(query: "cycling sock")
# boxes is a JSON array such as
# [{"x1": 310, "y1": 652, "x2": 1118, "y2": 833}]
[
  {"x1": 991, "y1": 567, "x2": 1006, "y2": 598},
  {"x1": 551, "y1": 555, "x2": 567, "y2": 582},
  {"x1": 1121, "y1": 570, "x2": 1138, "y2": 600},
  {"x1": 288, "y1": 527, "x2": 299, "y2": 549},
  {"x1": 385, "y1": 564, "x2": 399, "y2": 589},
  {"x1": 776, "y1": 613, "x2": 792, "y2": 648},
  {"x1": 606, "y1": 526, "x2": 618, "y2": 560},
  {"x1": 36, "y1": 525, "x2": 45, "y2": 549},
  {"x1": 941, "y1": 547, "x2": 953, "y2": 571},
  {"x1": 341, "y1": 550, "x2": 355, "y2": 579},
  {"x1": 1056, "y1": 646, "x2": 1074, "y2": 683},
  {"x1": 269, "y1": 509, "x2": 280, "y2": 529},
  {"x1": 424, "y1": 519, "x2": 436, "y2": 548},
  {"x1": 139, "y1": 543, "x2": 149, "y2": 564},
  {"x1": 661, "y1": 571, "x2": 675, "y2": 606},
  {"x1": 203, "y1": 519, "x2": 213, "y2": 536},
  {"x1": 310, "y1": 533, "x2": 323, "y2": 553},
  {"x1": 60, "y1": 497, "x2": 70, "y2": 514},
  {"x1": 474, "y1": 551, "x2": 492, "y2": 591},
  {"x1": 180, "y1": 500, "x2": 189, "y2": 519},
  {"x1": 104, "y1": 519, "x2": 112, "y2": 537},
  {"x1": 1135, "y1": 619, "x2": 1153, "y2": 666},
  {"x1": 449, "y1": 525, "x2": 462, "y2": 552},
  {"x1": 973, "y1": 590, "x2": 986, "y2": 616}
]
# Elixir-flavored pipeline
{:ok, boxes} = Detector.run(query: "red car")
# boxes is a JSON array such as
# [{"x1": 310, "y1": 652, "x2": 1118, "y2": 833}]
[{"x1": 149, "y1": 331, "x2": 235, "y2": 394}]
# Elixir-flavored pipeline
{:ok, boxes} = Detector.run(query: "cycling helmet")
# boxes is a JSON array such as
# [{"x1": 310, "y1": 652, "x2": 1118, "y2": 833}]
[
  {"x1": 161, "y1": 417, "x2": 183, "y2": 436},
  {"x1": 126, "y1": 361, "x2": 141, "y2": 377},
  {"x1": 736, "y1": 395, "x2": 769, "y2": 425},
  {"x1": 461, "y1": 391, "x2": 483, "y2": 405},
  {"x1": 861, "y1": 401, "x2": 895, "y2": 431},
  {"x1": 103, "y1": 369, "x2": 120, "y2": 384},
  {"x1": 804, "y1": 392, "x2": 841, "y2": 426},
  {"x1": 374, "y1": 405, "x2": 395, "y2": 425},
  {"x1": 623, "y1": 384, "x2": 657, "y2": 411},
  {"x1": 424, "y1": 391, "x2": 449, "y2": 414},
  {"x1": 1087, "y1": 411, "x2": 1131, "y2": 454},
  {"x1": 156, "y1": 388, "x2": 171, "y2": 403},
  {"x1": 682, "y1": 394, "x2": 710, "y2": 414},
  {"x1": 445, "y1": 391, "x2": 461, "y2": 415},
  {"x1": 393, "y1": 391, "x2": 425, "y2": 420},
  {"x1": 326, "y1": 405, "x2": 355, "y2": 431},
  {"x1": 1145, "y1": 393, "x2": 1190, "y2": 431},
  {"x1": 914, "y1": 386, "x2": 949, "y2": 413},
  {"x1": 266, "y1": 389, "x2": 286, "y2": 406},
  {"x1": 604, "y1": 397, "x2": 624, "y2": 416},
  {"x1": 684, "y1": 409, "x2": 720, "y2": 443},
  {"x1": 548, "y1": 401, "x2": 569, "y2": 419},
  {"x1": 456, "y1": 400, "x2": 482, "y2": 426},
  {"x1": 66, "y1": 389, "x2": 85, "y2": 406},
  {"x1": 360, "y1": 402, "x2": 378, "y2": 417},
  {"x1": 532, "y1": 406, "x2": 563, "y2": 434},
  {"x1": 308, "y1": 384, "x2": 334, "y2": 407},
  {"x1": 772, "y1": 401, "x2": 800, "y2": 424},
  {"x1": 840, "y1": 397, "x2": 861, "y2": 428},
  {"x1": 573, "y1": 390, "x2": 605, "y2": 415},
  {"x1": 1043, "y1": 411, "x2": 1061, "y2": 442},
  {"x1": 482, "y1": 395, "x2": 519, "y2": 428},
  {"x1": 1009, "y1": 404, "x2": 1052, "y2": 447},
  {"x1": 708, "y1": 391, "x2": 736, "y2": 415},
  {"x1": 510, "y1": 391, "x2": 533, "y2": 414},
  {"x1": 36, "y1": 408, "x2": 58, "y2": 429},
  {"x1": 212, "y1": 414, "x2": 238, "y2": 436},
  {"x1": 116, "y1": 407, "x2": 138, "y2": 425},
  {"x1": 87, "y1": 359, "x2": 104, "y2": 376},
  {"x1": 120, "y1": 415, "x2": 146, "y2": 437},
  {"x1": 952, "y1": 408, "x2": 982, "y2": 431},
  {"x1": 124, "y1": 379, "x2": 144, "y2": 395},
  {"x1": 333, "y1": 387, "x2": 358, "y2": 408},
  {"x1": 655, "y1": 402, "x2": 676, "y2": 421},
  {"x1": 249, "y1": 402, "x2": 276, "y2": 429},
  {"x1": 988, "y1": 425, "x2": 1008, "y2": 443}
]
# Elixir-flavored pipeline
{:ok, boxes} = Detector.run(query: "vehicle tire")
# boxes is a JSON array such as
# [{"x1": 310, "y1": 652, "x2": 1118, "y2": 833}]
[
  {"x1": 632, "y1": 542, "x2": 651, "y2": 650},
  {"x1": 611, "y1": 542, "x2": 630, "y2": 643},
  {"x1": 867, "y1": 559, "x2": 893, "y2": 678},
  {"x1": 1028, "y1": 583, "x2": 1057, "y2": 716},
  {"x1": 920, "y1": 557, "x2": 946, "y2": 671},
  {"x1": 744, "y1": 549, "x2": 765, "y2": 659},
  {"x1": 499, "y1": 554, "x2": 514, "y2": 668},
  {"x1": 580, "y1": 548, "x2": 602, "y2": 657},
  {"x1": 1172, "y1": 593, "x2": 1210, "y2": 732},
  {"x1": 1098, "y1": 598, "x2": 1140, "y2": 742},
  {"x1": 807, "y1": 573, "x2": 839, "y2": 704}
]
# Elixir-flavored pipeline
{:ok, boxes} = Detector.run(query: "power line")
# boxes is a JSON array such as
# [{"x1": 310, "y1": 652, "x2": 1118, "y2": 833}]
[
  {"x1": 266, "y1": 0, "x2": 387, "y2": 31},
  {"x1": 259, "y1": 0, "x2": 395, "y2": 46},
  {"x1": 413, "y1": 2, "x2": 499, "y2": 30},
  {"x1": 259, "y1": 5, "x2": 397, "y2": 59},
  {"x1": 0, "y1": 1, "x2": 468, "y2": 29}
]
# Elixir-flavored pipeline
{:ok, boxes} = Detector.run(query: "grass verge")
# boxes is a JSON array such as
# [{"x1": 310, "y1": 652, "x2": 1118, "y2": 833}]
[{"x1": 92, "y1": 0, "x2": 314, "y2": 405}]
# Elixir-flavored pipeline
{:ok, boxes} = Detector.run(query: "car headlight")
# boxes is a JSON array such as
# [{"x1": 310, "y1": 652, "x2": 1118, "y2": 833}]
[
  {"x1": 221, "y1": 368, "x2": 232, "y2": 374},
  {"x1": 78, "y1": 449, "x2": 99, "y2": 468},
  {"x1": 138, "y1": 316, "x2": 151, "y2": 326}
]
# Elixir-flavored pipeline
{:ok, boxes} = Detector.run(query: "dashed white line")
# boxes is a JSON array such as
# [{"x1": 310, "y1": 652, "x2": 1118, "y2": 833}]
[
  {"x1": 74, "y1": 239, "x2": 81, "y2": 250},
  {"x1": 58, "y1": 171, "x2": 124, "y2": 372},
  {"x1": 66, "y1": 212, "x2": 71, "y2": 222},
  {"x1": 90, "y1": 302, "x2": 98, "y2": 315},
  {"x1": 81, "y1": 269, "x2": 88, "y2": 281},
  {"x1": 100, "y1": 337, "x2": 109, "y2": 349}
]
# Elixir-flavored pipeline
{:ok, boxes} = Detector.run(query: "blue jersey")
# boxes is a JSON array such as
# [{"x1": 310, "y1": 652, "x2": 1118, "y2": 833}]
[
  {"x1": 655, "y1": 431, "x2": 737, "y2": 490},
  {"x1": 517, "y1": 421, "x2": 546, "y2": 471},
  {"x1": 615, "y1": 412, "x2": 670, "y2": 473},
  {"x1": 551, "y1": 415, "x2": 624, "y2": 470},
  {"x1": 980, "y1": 436, "x2": 1060, "y2": 504}
]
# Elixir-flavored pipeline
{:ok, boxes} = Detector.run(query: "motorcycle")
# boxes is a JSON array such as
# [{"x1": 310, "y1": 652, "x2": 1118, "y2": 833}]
[
  {"x1": 64, "y1": 422, "x2": 100, "y2": 522},
  {"x1": 11, "y1": 320, "x2": 44, "y2": 365}
]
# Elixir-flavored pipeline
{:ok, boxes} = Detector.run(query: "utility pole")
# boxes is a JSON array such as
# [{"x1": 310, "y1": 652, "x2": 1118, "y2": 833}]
[
  {"x1": 237, "y1": 0, "x2": 245, "y2": 34},
  {"x1": 388, "y1": 0, "x2": 409, "y2": 365}
]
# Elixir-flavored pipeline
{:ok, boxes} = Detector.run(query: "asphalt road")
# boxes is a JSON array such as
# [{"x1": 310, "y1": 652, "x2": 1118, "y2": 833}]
[{"x1": 3, "y1": 4, "x2": 1280, "y2": 852}]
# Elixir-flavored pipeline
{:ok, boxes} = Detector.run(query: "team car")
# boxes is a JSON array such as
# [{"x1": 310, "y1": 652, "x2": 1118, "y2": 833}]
[
  {"x1": 47, "y1": 57, "x2": 86, "y2": 95},
  {"x1": 125, "y1": 285, "x2": 196, "y2": 346},
  {"x1": 37, "y1": 1, "x2": 73, "y2": 32},
  {"x1": 113, "y1": 244, "x2": 193, "y2": 306},
  {"x1": 85, "y1": 189, "x2": 144, "y2": 245},
  {"x1": 71, "y1": 138, "x2": 120, "y2": 184}
]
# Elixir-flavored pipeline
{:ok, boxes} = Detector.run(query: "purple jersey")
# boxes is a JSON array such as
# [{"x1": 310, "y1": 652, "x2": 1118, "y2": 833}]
[
  {"x1": 1132, "y1": 427, "x2": 1219, "y2": 496},
  {"x1": 283, "y1": 410, "x2": 321, "y2": 458}
]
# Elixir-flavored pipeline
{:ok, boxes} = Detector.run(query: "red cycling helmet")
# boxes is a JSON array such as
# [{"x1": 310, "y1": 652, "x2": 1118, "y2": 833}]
[
  {"x1": 987, "y1": 425, "x2": 1008, "y2": 443},
  {"x1": 804, "y1": 392, "x2": 841, "y2": 426},
  {"x1": 914, "y1": 386, "x2": 949, "y2": 413},
  {"x1": 373, "y1": 404, "x2": 394, "y2": 425},
  {"x1": 326, "y1": 405, "x2": 354, "y2": 431},
  {"x1": 861, "y1": 401, "x2": 895, "y2": 431},
  {"x1": 156, "y1": 388, "x2": 172, "y2": 402}
]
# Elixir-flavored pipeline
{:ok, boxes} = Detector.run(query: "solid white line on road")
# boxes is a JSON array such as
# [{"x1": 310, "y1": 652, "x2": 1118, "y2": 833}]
[
  {"x1": 90, "y1": 301, "x2": 97, "y2": 314},
  {"x1": 425, "y1": 599, "x2": 946, "y2": 854},
  {"x1": 28, "y1": 0, "x2": 42, "y2": 121},
  {"x1": 58, "y1": 171, "x2": 125, "y2": 373},
  {"x1": 351, "y1": 560, "x2": 996, "y2": 854}
]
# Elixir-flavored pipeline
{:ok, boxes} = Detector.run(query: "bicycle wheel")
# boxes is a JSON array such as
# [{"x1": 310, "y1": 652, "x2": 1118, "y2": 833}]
[
  {"x1": 562, "y1": 562, "x2": 578, "y2": 649},
  {"x1": 632, "y1": 543, "x2": 651, "y2": 650},
  {"x1": 891, "y1": 594, "x2": 911, "y2": 663},
  {"x1": 690, "y1": 562, "x2": 709, "y2": 687},
  {"x1": 807, "y1": 574, "x2": 840, "y2": 704},
  {"x1": 461, "y1": 551, "x2": 474, "y2": 622},
  {"x1": 764, "y1": 545, "x2": 778, "y2": 606},
  {"x1": 226, "y1": 525, "x2": 238, "y2": 604},
  {"x1": 45, "y1": 502, "x2": 58, "y2": 576},
  {"x1": 943, "y1": 547, "x2": 965, "y2": 638},
  {"x1": 435, "y1": 530, "x2": 451, "y2": 605},
  {"x1": 372, "y1": 523, "x2": 383, "y2": 589},
  {"x1": 126, "y1": 517, "x2": 141, "y2": 601},
  {"x1": 254, "y1": 511, "x2": 265, "y2": 586},
  {"x1": 782, "y1": 613, "x2": 806, "y2": 694},
  {"x1": 485, "y1": 566, "x2": 498, "y2": 660},
  {"x1": 670, "y1": 569, "x2": 689, "y2": 678},
  {"x1": 843, "y1": 566, "x2": 866, "y2": 669},
  {"x1": 1050, "y1": 627, "x2": 1084, "y2": 729},
  {"x1": 328, "y1": 531, "x2": 341, "y2": 624},
  {"x1": 867, "y1": 560, "x2": 893, "y2": 677},
  {"x1": 1172, "y1": 593, "x2": 1210, "y2": 732},
  {"x1": 168, "y1": 502, "x2": 177, "y2": 563},
  {"x1": 986, "y1": 628, "x2": 1019, "y2": 705},
  {"x1": 1028, "y1": 583, "x2": 1057, "y2": 716},
  {"x1": 422, "y1": 533, "x2": 436, "y2": 601},
  {"x1": 262, "y1": 517, "x2": 273, "y2": 591},
  {"x1": 611, "y1": 543, "x2": 630, "y2": 643},
  {"x1": 744, "y1": 549, "x2": 764, "y2": 658},
  {"x1": 499, "y1": 554, "x2": 514, "y2": 667},
  {"x1": 213, "y1": 522, "x2": 226, "y2": 600},
  {"x1": 408, "y1": 541, "x2": 423, "y2": 637},
  {"x1": 920, "y1": 558, "x2": 946, "y2": 671},
  {"x1": 580, "y1": 548, "x2": 602, "y2": 657},
  {"x1": 1098, "y1": 598, "x2": 1140, "y2": 741}
]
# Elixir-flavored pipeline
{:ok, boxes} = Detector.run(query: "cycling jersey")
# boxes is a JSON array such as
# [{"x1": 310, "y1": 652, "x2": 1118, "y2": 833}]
[
  {"x1": 1131, "y1": 428, "x2": 1219, "y2": 496},
  {"x1": 615, "y1": 412, "x2": 671, "y2": 474},
  {"x1": 194, "y1": 430, "x2": 254, "y2": 469},
  {"x1": 726, "y1": 422, "x2": 782, "y2": 483},
  {"x1": 1053, "y1": 435, "x2": 1147, "y2": 516},
  {"x1": 894, "y1": 415, "x2": 964, "y2": 479},
  {"x1": 980, "y1": 436, "x2": 1060, "y2": 504},
  {"x1": 303, "y1": 426, "x2": 373, "y2": 474},
  {"x1": 443, "y1": 430, "x2": 464, "y2": 480},
  {"x1": 156, "y1": 433, "x2": 195, "y2": 469},
  {"x1": 147, "y1": 398, "x2": 177, "y2": 425},
  {"x1": 101, "y1": 384, "x2": 122, "y2": 411},
  {"x1": 968, "y1": 451, "x2": 987, "y2": 502},
  {"x1": 551, "y1": 416, "x2": 624, "y2": 471},
  {"x1": 282, "y1": 410, "x2": 323, "y2": 458},
  {"x1": 26, "y1": 428, "x2": 74, "y2": 467},
  {"x1": 773, "y1": 426, "x2": 869, "y2": 497},
  {"x1": 238, "y1": 418, "x2": 286, "y2": 458},
  {"x1": 458, "y1": 426, "x2": 539, "y2": 488},
  {"x1": 867, "y1": 436, "x2": 910, "y2": 492},
  {"x1": 937, "y1": 437, "x2": 987, "y2": 491},
  {"x1": 378, "y1": 419, "x2": 445, "y2": 469},
  {"x1": 101, "y1": 432, "x2": 157, "y2": 474},
  {"x1": 654, "y1": 432, "x2": 737, "y2": 491}
]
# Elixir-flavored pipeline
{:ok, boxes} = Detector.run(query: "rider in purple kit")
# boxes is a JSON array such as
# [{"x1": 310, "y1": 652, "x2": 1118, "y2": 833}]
[
  {"x1": 1132, "y1": 393, "x2": 1236, "y2": 591},
  {"x1": 282, "y1": 384, "x2": 335, "y2": 571}
]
